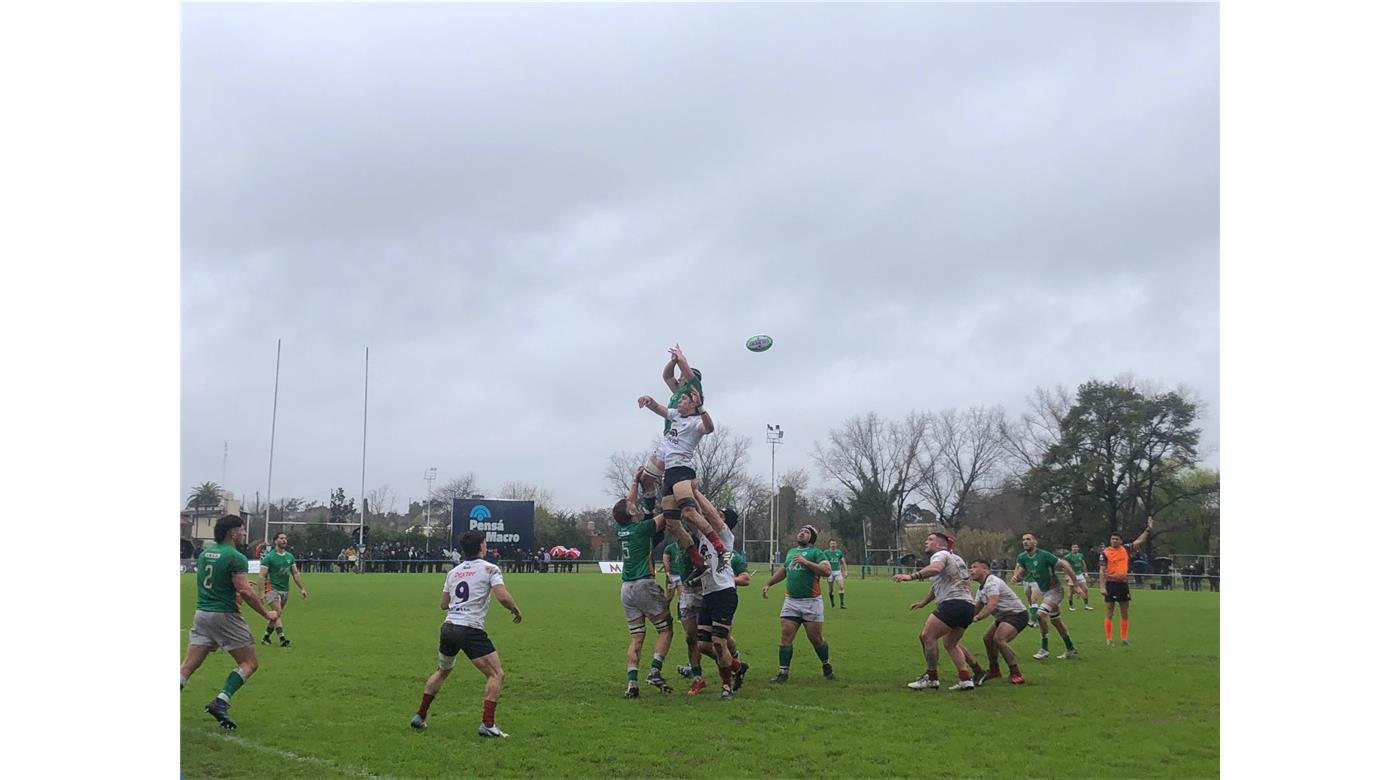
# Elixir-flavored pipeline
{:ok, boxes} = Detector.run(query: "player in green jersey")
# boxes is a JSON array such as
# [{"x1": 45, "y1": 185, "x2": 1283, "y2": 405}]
[
  {"x1": 660, "y1": 344, "x2": 702, "y2": 436},
  {"x1": 761, "y1": 524, "x2": 834, "y2": 682},
  {"x1": 613, "y1": 468, "x2": 675, "y2": 697},
  {"x1": 258, "y1": 532, "x2": 308, "y2": 646},
  {"x1": 1012, "y1": 533, "x2": 1088, "y2": 660},
  {"x1": 1063, "y1": 544, "x2": 1092, "y2": 611},
  {"x1": 179, "y1": 515, "x2": 281, "y2": 730},
  {"x1": 825, "y1": 539, "x2": 847, "y2": 609}
]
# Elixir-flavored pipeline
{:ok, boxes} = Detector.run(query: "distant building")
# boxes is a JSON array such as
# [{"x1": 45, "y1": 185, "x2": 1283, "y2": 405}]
[{"x1": 181, "y1": 490, "x2": 252, "y2": 552}]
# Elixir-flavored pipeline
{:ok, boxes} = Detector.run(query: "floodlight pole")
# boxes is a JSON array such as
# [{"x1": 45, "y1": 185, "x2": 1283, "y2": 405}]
[
  {"x1": 358, "y1": 347, "x2": 368, "y2": 557},
  {"x1": 424, "y1": 467, "x2": 437, "y2": 553},
  {"x1": 767, "y1": 424, "x2": 783, "y2": 565}
]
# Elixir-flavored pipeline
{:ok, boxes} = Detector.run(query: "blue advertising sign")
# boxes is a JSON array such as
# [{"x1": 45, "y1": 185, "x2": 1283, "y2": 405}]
[{"x1": 451, "y1": 498, "x2": 535, "y2": 549}]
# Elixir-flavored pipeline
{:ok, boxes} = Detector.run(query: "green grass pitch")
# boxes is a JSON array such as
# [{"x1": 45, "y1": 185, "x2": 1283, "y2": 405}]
[{"x1": 179, "y1": 571, "x2": 1218, "y2": 778}]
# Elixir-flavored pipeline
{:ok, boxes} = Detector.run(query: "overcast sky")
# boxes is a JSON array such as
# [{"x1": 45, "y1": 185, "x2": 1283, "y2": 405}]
[{"x1": 181, "y1": 3, "x2": 1218, "y2": 515}]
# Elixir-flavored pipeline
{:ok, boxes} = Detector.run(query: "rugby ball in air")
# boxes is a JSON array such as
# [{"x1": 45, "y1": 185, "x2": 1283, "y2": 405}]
[{"x1": 745, "y1": 334, "x2": 773, "y2": 352}]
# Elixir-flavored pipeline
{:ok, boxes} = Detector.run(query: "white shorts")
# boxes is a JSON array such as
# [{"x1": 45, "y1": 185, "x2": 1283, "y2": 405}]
[
  {"x1": 827, "y1": 571, "x2": 844, "y2": 583},
  {"x1": 264, "y1": 589, "x2": 288, "y2": 607},
  {"x1": 678, "y1": 588, "x2": 703, "y2": 621},
  {"x1": 1074, "y1": 574, "x2": 1087, "y2": 588},
  {"x1": 1023, "y1": 581, "x2": 1043, "y2": 600},
  {"x1": 1036, "y1": 586, "x2": 1064, "y2": 618},
  {"x1": 779, "y1": 596, "x2": 825, "y2": 623},
  {"x1": 621, "y1": 579, "x2": 668, "y2": 622}
]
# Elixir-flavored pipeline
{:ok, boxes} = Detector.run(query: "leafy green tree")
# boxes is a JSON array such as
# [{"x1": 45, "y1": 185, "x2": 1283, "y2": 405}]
[
  {"x1": 1023, "y1": 380, "x2": 1202, "y2": 542},
  {"x1": 329, "y1": 487, "x2": 356, "y2": 525}
]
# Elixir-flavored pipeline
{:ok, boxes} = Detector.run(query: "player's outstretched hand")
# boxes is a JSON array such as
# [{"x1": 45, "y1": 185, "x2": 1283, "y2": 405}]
[{"x1": 637, "y1": 395, "x2": 653, "y2": 408}]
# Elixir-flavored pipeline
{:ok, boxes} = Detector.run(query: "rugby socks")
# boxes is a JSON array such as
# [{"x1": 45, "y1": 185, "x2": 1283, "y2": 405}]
[
  {"x1": 965, "y1": 654, "x2": 984, "y2": 676},
  {"x1": 718, "y1": 665, "x2": 733, "y2": 686},
  {"x1": 704, "y1": 531, "x2": 727, "y2": 554},
  {"x1": 627, "y1": 667, "x2": 639, "y2": 683},
  {"x1": 829, "y1": 592, "x2": 835, "y2": 606},
  {"x1": 815, "y1": 643, "x2": 830, "y2": 663},
  {"x1": 730, "y1": 659, "x2": 743, "y2": 674},
  {"x1": 219, "y1": 668, "x2": 247, "y2": 700},
  {"x1": 1040, "y1": 635, "x2": 1049, "y2": 652},
  {"x1": 275, "y1": 627, "x2": 285, "y2": 637},
  {"x1": 482, "y1": 699, "x2": 497, "y2": 728},
  {"x1": 417, "y1": 693, "x2": 435, "y2": 719},
  {"x1": 180, "y1": 675, "x2": 187, "y2": 690},
  {"x1": 650, "y1": 654, "x2": 664, "y2": 672},
  {"x1": 686, "y1": 546, "x2": 706, "y2": 567},
  {"x1": 1120, "y1": 619, "x2": 1129, "y2": 642},
  {"x1": 1105, "y1": 619, "x2": 1113, "y2": 642},
  {"x1": 957, "y1": 668, "x2": 971, "y2": 682},
  {"x1": 1062, "y1": 634, "x2": 1076, "y2": 651},
  {"x1": 927, "y1": 667, "x2": 939, "y2": 682},
  {"x1": 839, "y1": 592, "x2": 845, "y2": 607},
  {"x1": 778, "y1": 644, "x2": 793, "y2": 672},
  {"x1": 1009, "y1": 664, "x2": 1021, "y2": 677}
]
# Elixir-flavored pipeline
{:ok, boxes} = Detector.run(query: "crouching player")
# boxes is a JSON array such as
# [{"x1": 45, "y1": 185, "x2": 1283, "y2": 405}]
[
  {"x1": 410, "y1": 530, "x2": 523, "y2": 738},
  {"x1": 969, "y1": 558, "x2": 1029, "y2": 685}
]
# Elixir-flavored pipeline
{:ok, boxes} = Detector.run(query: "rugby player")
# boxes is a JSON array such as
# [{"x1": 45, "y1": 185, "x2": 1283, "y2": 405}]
[
  {"x1": 638, "y1": 388, "x2": 728, "y2": 575},
  {"x1": 1064, "y1": 543, "x2": 1092, "y2": 611},
  {"x1": 689, "y1": 499, "x2": 743, "y2": 699},
  {"x1": 906, "y1": 582, "x2": 987, "y2": 688},
  {"x1": 968, "y1": 558, "x2": 1029, "y2": 685},
  {"x1": 258, "y1": 532, "x2": 308, "y2": 646},
  {"x1": 1101, "y1": 516, "x2": 1153, "y2": 645},
  {"x1": 179, "y1": 514, "x2": 281, "y2": 730},
  {"x1": 1011, "y1": 533, "x2": 1087, "y2": 660},
  {"x1": 613, "y1": 469, "x2": 675, "y2": 698},
  {"x1": 761, "y1": 524, "x2": 834, "y2": 683},
  {"x1": 895, "y1": 531, "x2": 977, "y2": 692},
  {"x1": 825, "y1": 538, "x2": 847, "y2": 609},
  {"x1": 409, "y1": 529, "x2": 523, "y2": 738}
]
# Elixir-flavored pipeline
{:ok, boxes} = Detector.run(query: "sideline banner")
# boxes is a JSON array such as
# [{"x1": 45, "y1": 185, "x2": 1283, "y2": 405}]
[
  {"x1": 597, "y1": 561, "x2": 623, "y2": 574},
  {"x1": 452, "y1": 498, "x2": 536, "y2": 549}
]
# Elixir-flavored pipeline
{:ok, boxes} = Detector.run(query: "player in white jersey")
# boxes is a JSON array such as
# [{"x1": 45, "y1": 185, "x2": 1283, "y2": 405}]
[
  {"x1": 638, "y1": 388, "x2": 730, "y2": 574},
  {"x1": 690, "y1": 495, "x2": 743, "y2": 700},
  {"x1": 968, "y1": 559, "x2": 1029, "y2": 685},
  {"x1": 409, "y1": 530, "x2": 522, "y2": 738},
  {"x1": 895, "y1": 531, "x2": 978, "y2": 691}
]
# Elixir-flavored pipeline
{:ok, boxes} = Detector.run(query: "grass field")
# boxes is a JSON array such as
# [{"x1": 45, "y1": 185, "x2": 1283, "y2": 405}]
[{"x1": 179, "y1": 571, "x2": 1218, "y2": 779}]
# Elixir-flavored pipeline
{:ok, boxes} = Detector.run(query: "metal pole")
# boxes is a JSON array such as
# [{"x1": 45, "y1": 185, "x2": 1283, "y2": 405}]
[
  {"x1": 264, "y1": 338, "x2": 281, "y2": 547},
  {"x1": 359, "y1": 347, "x2": 368, "y2": 554}
]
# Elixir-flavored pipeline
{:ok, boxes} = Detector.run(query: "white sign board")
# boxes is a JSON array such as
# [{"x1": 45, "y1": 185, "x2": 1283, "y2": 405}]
[
  {"x1": 597, "y1": 561, "x2": 623, "y2": 574},
  {"x1": 248, "y1": 560, "x2": 262, "y2": 575}
]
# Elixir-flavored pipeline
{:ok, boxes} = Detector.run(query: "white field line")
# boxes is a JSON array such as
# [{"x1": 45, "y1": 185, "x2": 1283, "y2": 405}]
[
  {"x1": 752, "y1": 699, "x2": 856, "y2": 716},
  {"x1": 182, "y1": 725, "x2": 394, "y2": 779}
]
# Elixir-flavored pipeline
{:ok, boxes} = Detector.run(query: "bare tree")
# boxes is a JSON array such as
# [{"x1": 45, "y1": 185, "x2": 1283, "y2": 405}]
[
  {"x1": 1000, "y1": 385, "x2": 1073, "y2": 473},
  {"x1": 915, "y1": 406, "x2": 1008, "y2": 529},
  {"x1": 366, "y1": 483, "x2": 398, "y2": 517},
  {"x1": 811, "y1": 412, "x2": 926, "y2": 551},
  {"x1": 498, "y1": 480, "x2": 555, "y2": 512},
  {"x1": 694, "y1": 427, "x2": 752, "y2": 505},
  {"x1": 604, "y1": 449, "x2": 651, "y2": 499}
]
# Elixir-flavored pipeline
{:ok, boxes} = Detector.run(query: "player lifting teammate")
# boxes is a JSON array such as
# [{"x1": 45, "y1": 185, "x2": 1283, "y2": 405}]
[
  {"x1": 638, "y1": 383, "x2": 729, "y2": 581},
  {"x1": 896, "y1": 531, "x2": 978, "y2": 692},
  {"x1": 614, "y1": 467, "x2": 675, "y2": 697},
  {"x1": 688, "y1": 492, "x2": 746, "y2": 699},
  {"x1": 1101, "y1": 516, "x2": 1153, "y2": 646},
  {"x1": 409, "y1": 529, "x2": 523, "y2": 737},
  {"x1": 179, "y1": 514, "x2": 281, "y2": 730},
  {"x1": 258, "y1": 532, "x2": 307, "y2": 646},
  {"x1": 762, "y1": 524, "x2": 834, "y2": 683}
]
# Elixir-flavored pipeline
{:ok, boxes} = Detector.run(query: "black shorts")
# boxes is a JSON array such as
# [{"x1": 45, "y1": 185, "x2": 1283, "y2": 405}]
[
  {"x1": 663, "y1": 466, "x2": 697, "y2": 497},
  {"x1": 439, "y1": 623, "x2": 496, "y2": 660},
  {"x1": 1104, "y1": 581, "x2": 1131, "y2": 603},
  {"x1": 933, "y1": 598, "x2": 975, "y2": 629},
  {"x1": 698, "y1": 587, "x2": 738, "y2": 627},
  {"x1": 994, "y1": 610, "x2": 1029, "y2": 634}
]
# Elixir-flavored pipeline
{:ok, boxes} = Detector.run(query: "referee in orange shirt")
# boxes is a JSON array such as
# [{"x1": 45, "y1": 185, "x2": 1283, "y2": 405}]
[{"x1": 1099, "y1": 516, "x2": 1153, "y2": 645}]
